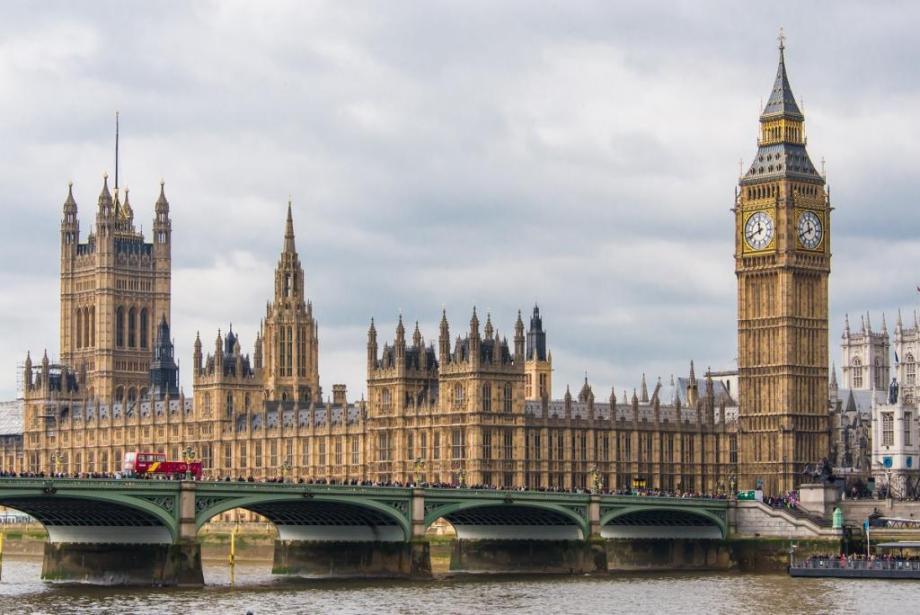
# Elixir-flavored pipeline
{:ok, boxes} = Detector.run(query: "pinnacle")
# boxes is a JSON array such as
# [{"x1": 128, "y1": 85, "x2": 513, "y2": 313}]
[{"x1": 283, "y1": 200, "x2": 296, "y2": 253}]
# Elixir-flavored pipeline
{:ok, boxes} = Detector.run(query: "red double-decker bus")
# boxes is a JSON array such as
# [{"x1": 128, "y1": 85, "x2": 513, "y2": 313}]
[{"x1": 123, "y1": 451, "x2": 202, "y2": 480}]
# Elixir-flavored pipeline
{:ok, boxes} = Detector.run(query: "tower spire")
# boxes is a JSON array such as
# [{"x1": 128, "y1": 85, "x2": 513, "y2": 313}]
[{"x1": 284, "y1": 199, "x2": 296, "y2": 253}]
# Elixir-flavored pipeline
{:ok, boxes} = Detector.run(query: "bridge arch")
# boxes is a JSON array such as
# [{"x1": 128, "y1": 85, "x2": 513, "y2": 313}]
[
  {"x1": 425, "y1": 500, "x2": 589, "y2": 540},
  {"x1": 0, "y1": 492, "x2": 178, "y2": 543},
  {"x1": 600, "y1": 505, "x2": 726, "y2": 539},
  {"x1": 196, "y1": 493, "x2": 411, "y2": 543}
]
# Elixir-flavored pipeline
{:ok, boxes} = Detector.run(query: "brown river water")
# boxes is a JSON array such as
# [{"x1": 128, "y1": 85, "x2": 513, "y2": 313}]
[{"x1": 0, "y1": 555, "x2": 914, "y2": 614}]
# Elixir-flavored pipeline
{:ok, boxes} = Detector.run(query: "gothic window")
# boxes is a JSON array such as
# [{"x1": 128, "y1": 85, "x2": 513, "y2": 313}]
[
  {"x1": 377, "y1": 433, "x2": 389, "y2": 462},
  {"x1": 905, "y1": 412, "x2": 913, "y2": 447},
  {"x1": 482, "y1": 384, "x2": 492, "y2": 412},
  {"x1": 127, "y1": 388, "x2": 137, "y2": 404},
  {"x1": 907, "y1": 354, "x2": 916, "y2": 386},
  {"x1": 140, "y1": 309, "x2": 149, "y2": 349},
  {"x1": 90, "y1": 306, "x2": 95, "y2": 346},
  {"x1": 406, "y1": 432, "x2": 414, "y2": 460},
  {"x1": 875, "y1": 358, "x2": 883, "y2": 390},
  {"x1": 115, "y1": 386, "x2": 124, "y2": 403},
  {"x1": 451, "y1": 428, "x2": 465, "y2": 460},
  {"x1": 128, "y1": 307, "x2": 136, "y2": 348},
  {"x1": 453, "y1": 384, "x2": 465, "y2": 409},
  {"x1": 75, "y1": 309, "x2": 83, "y2": 349},
  {"x1": 381, "y1": 388, "x2": 392, "y2": 412},
  {"x1": 335, "y1": 438, "x2": 343, "y2": 466},
  {"x1": 351, "y1": 437, "x2": 360, "y2": 465},
  {"x1": 226, "y1": 392, "x2": 234, "y2": 417},
  {"x1": 244, "y1": 393, "x2": 251, "y2": 411},
  {"x1": 483, "y1": 430, "x2": 492, "y2": 459},
  {"x1": 851, "y1": 358, "x2": 863, "y2": 389},
  {"x1": 504, "y1": 383, "x2": 513, "y2": 412},
  {"x1": 116, "y1": 307, "x2": 125, "y2": 348}
]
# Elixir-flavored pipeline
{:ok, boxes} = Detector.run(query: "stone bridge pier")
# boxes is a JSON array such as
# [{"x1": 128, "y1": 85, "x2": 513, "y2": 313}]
[{"x1": 438, "y1": 494, "x2": 607, "y2": 575}]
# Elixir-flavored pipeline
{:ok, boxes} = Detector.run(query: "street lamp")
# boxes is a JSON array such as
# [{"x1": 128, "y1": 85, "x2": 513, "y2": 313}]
[
  {"x1": 590, "y1": 465, "x2": 601, "y2": 494},
  {"x1": 182, "y1": 446, "x2": 196, "y2": 480},
  {"x1": 281, "y1": 458, "x2": 292, "y2": 483},
  {"x1": 49, "y1": 451, "x2": 63, "y2": 477},
  {"x1": 413, "y1": 457, "x2": 424, "y2": 485},
  {"x1": 458, "y1": 466, "x2": 466, "y2": 488}
]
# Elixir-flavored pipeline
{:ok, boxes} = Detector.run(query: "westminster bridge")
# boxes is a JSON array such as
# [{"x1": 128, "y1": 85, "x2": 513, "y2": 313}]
[{"x1": 0, "y1": 478, "x2": 830, "y2": 585}]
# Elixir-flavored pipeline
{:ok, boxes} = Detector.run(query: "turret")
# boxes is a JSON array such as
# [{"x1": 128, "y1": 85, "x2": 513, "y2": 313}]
[
  {"x1": 61, "y1": 182, "x2": 79, "y2": 251},
  {"x1": 513, "y1": 310, "x2": 525, "y2": 362},
  {"x1": 152, "y1": 180, "x2": 171, "y2": 248},
  {"x1": 193, "y1": 331, "x2": 202, "y2": 372},
  {"x1": 395, "y1": 315, "x2": 406, "y2": 360},
  {"x1": 687, "y1": 360, "x2": 699, "y2": 407},
  {"x1": 469, "y1": 307, "x2": 481, "y2": 366},
  {"x1": 484, "y1": 313, "x2": 493, "y2": 338},
  {"x1": 412, "y1": 320, "x2": 422, "y2": 348},
  {"x1": 95, "y1": 174, "x2": 114, "y2": 243},
  {"x1": 23, "y1": 351, "x2": 33, "y2": 389},
  {"x1": 367, "y1": 318, "x2": 378, "y2": 370},
  {"x1": 253, "y1": 329, "x2": 263, "y2": 370},
  {"x1": 438, "y1": 309, "x2": 450, "y2": 364},
  {"x1": 640, "y1": 373, "x2": 649, "y2": 403},
  {"x1": 214, "y1": 329, "x2": 224, "y2": 370}
]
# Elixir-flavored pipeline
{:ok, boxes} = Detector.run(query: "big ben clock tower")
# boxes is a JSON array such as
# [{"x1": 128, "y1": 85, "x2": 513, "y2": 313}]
[{"x1": 735, "y1": 33, "x2": 830, "y2": 494}]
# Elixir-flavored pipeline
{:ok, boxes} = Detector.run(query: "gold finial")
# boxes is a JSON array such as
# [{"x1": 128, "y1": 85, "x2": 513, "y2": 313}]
[{"x1": 778, "y1": 26, "x2": 786, "y2": 51}]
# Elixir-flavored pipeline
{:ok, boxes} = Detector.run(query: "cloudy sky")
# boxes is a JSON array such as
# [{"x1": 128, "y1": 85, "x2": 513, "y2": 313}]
[{"x1": 1, "y1": 1, "x2": 917, "y2": 401}]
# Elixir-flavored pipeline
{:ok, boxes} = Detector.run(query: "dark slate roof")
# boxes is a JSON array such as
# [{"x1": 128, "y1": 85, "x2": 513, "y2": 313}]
[
  {"x1": 744, "y1": 142, "x2": 820, "y2": 183},
  {"x1": 762, "y1": 47, "x2": 803, "y2": 119}
]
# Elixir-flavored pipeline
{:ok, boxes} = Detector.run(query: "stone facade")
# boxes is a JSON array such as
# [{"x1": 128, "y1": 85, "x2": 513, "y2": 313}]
[
  {"x1": 735, "y1": 40, "x2": 831, "y2": 494},
  {"x1": 1, "y1": 39, "x2": 836, "y2": 497}
]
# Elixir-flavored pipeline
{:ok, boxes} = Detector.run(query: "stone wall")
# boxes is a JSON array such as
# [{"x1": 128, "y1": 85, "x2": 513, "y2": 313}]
[{"x1": 731, "y1": 501, "x2": 840, "y2": 538}]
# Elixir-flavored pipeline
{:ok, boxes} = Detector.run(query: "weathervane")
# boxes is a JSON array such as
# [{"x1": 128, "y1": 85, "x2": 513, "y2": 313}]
[{"x1": 778, "y1": 26, "x2": 786, "y2": 51}]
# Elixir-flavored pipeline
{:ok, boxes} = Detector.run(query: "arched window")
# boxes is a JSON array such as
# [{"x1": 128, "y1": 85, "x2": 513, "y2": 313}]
[
  {"x1": 139, "y1": 308, "x2": 149, "y2": 349},
  {"x1": 851, "y1": 357, "x2": 863, "y2": 389},
  {"x1": 907, "y1": 354, "x2": 916, "y2": 386},
  {"x1": 203, "y1": 393, "x2": 211, "y2": 416},
  {"x1": 226, "y1": 392, "x2": 234, "y2": 417},
  {"x1": 244, "y1": 393, "x2": 251, "y2": 411},
  {"x1": 75, "y1": 309, "x2": 83, "y2": 349},
  {"x1": 89, "y1": 306, "x2": 95, "y2": 346},
  {"x1": 504, "y1": 383, "x2": 513, "y2": 413},
  {"x1": 874, "y1": 357, "x2": 883, "y2": 390},
  {"x1": 116, "y1": 307, "x2": 125, "y2": 348},
  {"x1": 453, "y1": 384, "x2": 464, "y2": 409},
  {"x1": 127, "y1": 388, "x2": 137, "y2": 403},
  {"x1": 128, "y1": 307, "x2": 137, "y2": 348},
  {"x1": 482, "y1": 383, "x2": 492, "y2": 412},
  {"x1": 115, "y1": 386, "x2": 125, "y2": 403},
  {"x1": 381, "y1": 388, "x2": 392, "y2": 412}
]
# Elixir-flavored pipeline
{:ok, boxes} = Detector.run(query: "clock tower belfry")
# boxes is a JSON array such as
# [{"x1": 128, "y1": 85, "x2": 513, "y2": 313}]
[{"x1": 735, "y1": 34, "x2": 831, "y2": 494}]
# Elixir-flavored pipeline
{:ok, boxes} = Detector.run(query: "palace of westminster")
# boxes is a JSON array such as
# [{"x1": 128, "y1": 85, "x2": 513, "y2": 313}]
[{"x1": 1, "y1": 39, "x2": 843, "y2": 496}]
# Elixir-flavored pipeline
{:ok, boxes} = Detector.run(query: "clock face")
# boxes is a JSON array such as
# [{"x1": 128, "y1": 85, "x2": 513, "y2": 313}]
[
  {"x1": 744, "y1": 211, "x2": 774, "y2": 251},
  {"x1": 797, "y1": 210, "x2": 823, "y2": 250}
]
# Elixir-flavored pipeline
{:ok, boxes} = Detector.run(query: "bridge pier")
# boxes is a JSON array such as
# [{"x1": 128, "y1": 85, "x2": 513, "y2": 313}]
[
  {"x1": 272, "y1": 540, "x2": 430, "y2": 578},
  {"x1": 604, "y1": 539, "x2": 733, "y2": 571},
  {"x1": 42, "y1": 542, "x2": 203, "y2": 586},
  {"x1": 450, "y1": 539, "x2": 607, "y2": 575}
]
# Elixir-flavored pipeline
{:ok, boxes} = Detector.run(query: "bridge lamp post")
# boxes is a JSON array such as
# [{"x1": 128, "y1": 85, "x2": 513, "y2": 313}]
[
  {"x1": 414, "y1": 458, "x2": 424, "y2": 485},
  {"x1": 182, "y1": 446, "x2": 196, "y2": 480},
  {"x1": 50, "y1": 451, "x2": 63, "y2": 477},
  {"x1": 590, "y1": 465, "x2": 601, "y2": 494},
  {"x1": 281, "y1": 459, "x2": 292, "y2": 483}
]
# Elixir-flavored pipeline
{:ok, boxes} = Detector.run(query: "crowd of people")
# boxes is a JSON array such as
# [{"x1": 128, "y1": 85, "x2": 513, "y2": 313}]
[
  {"x1": 0, "y1": 470, "x2": 730, "y2": 498},
  {"x1": 765, "y1": 491, "x2": 799, "y2": 510},
  {"x1": 797, "y1": 552, "x2": 920, "y2": 569}
]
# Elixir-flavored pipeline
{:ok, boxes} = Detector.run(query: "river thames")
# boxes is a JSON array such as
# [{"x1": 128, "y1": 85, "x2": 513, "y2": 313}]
[{"x1": 0, "y1": 555, "x2": 911, "y2": 614}]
